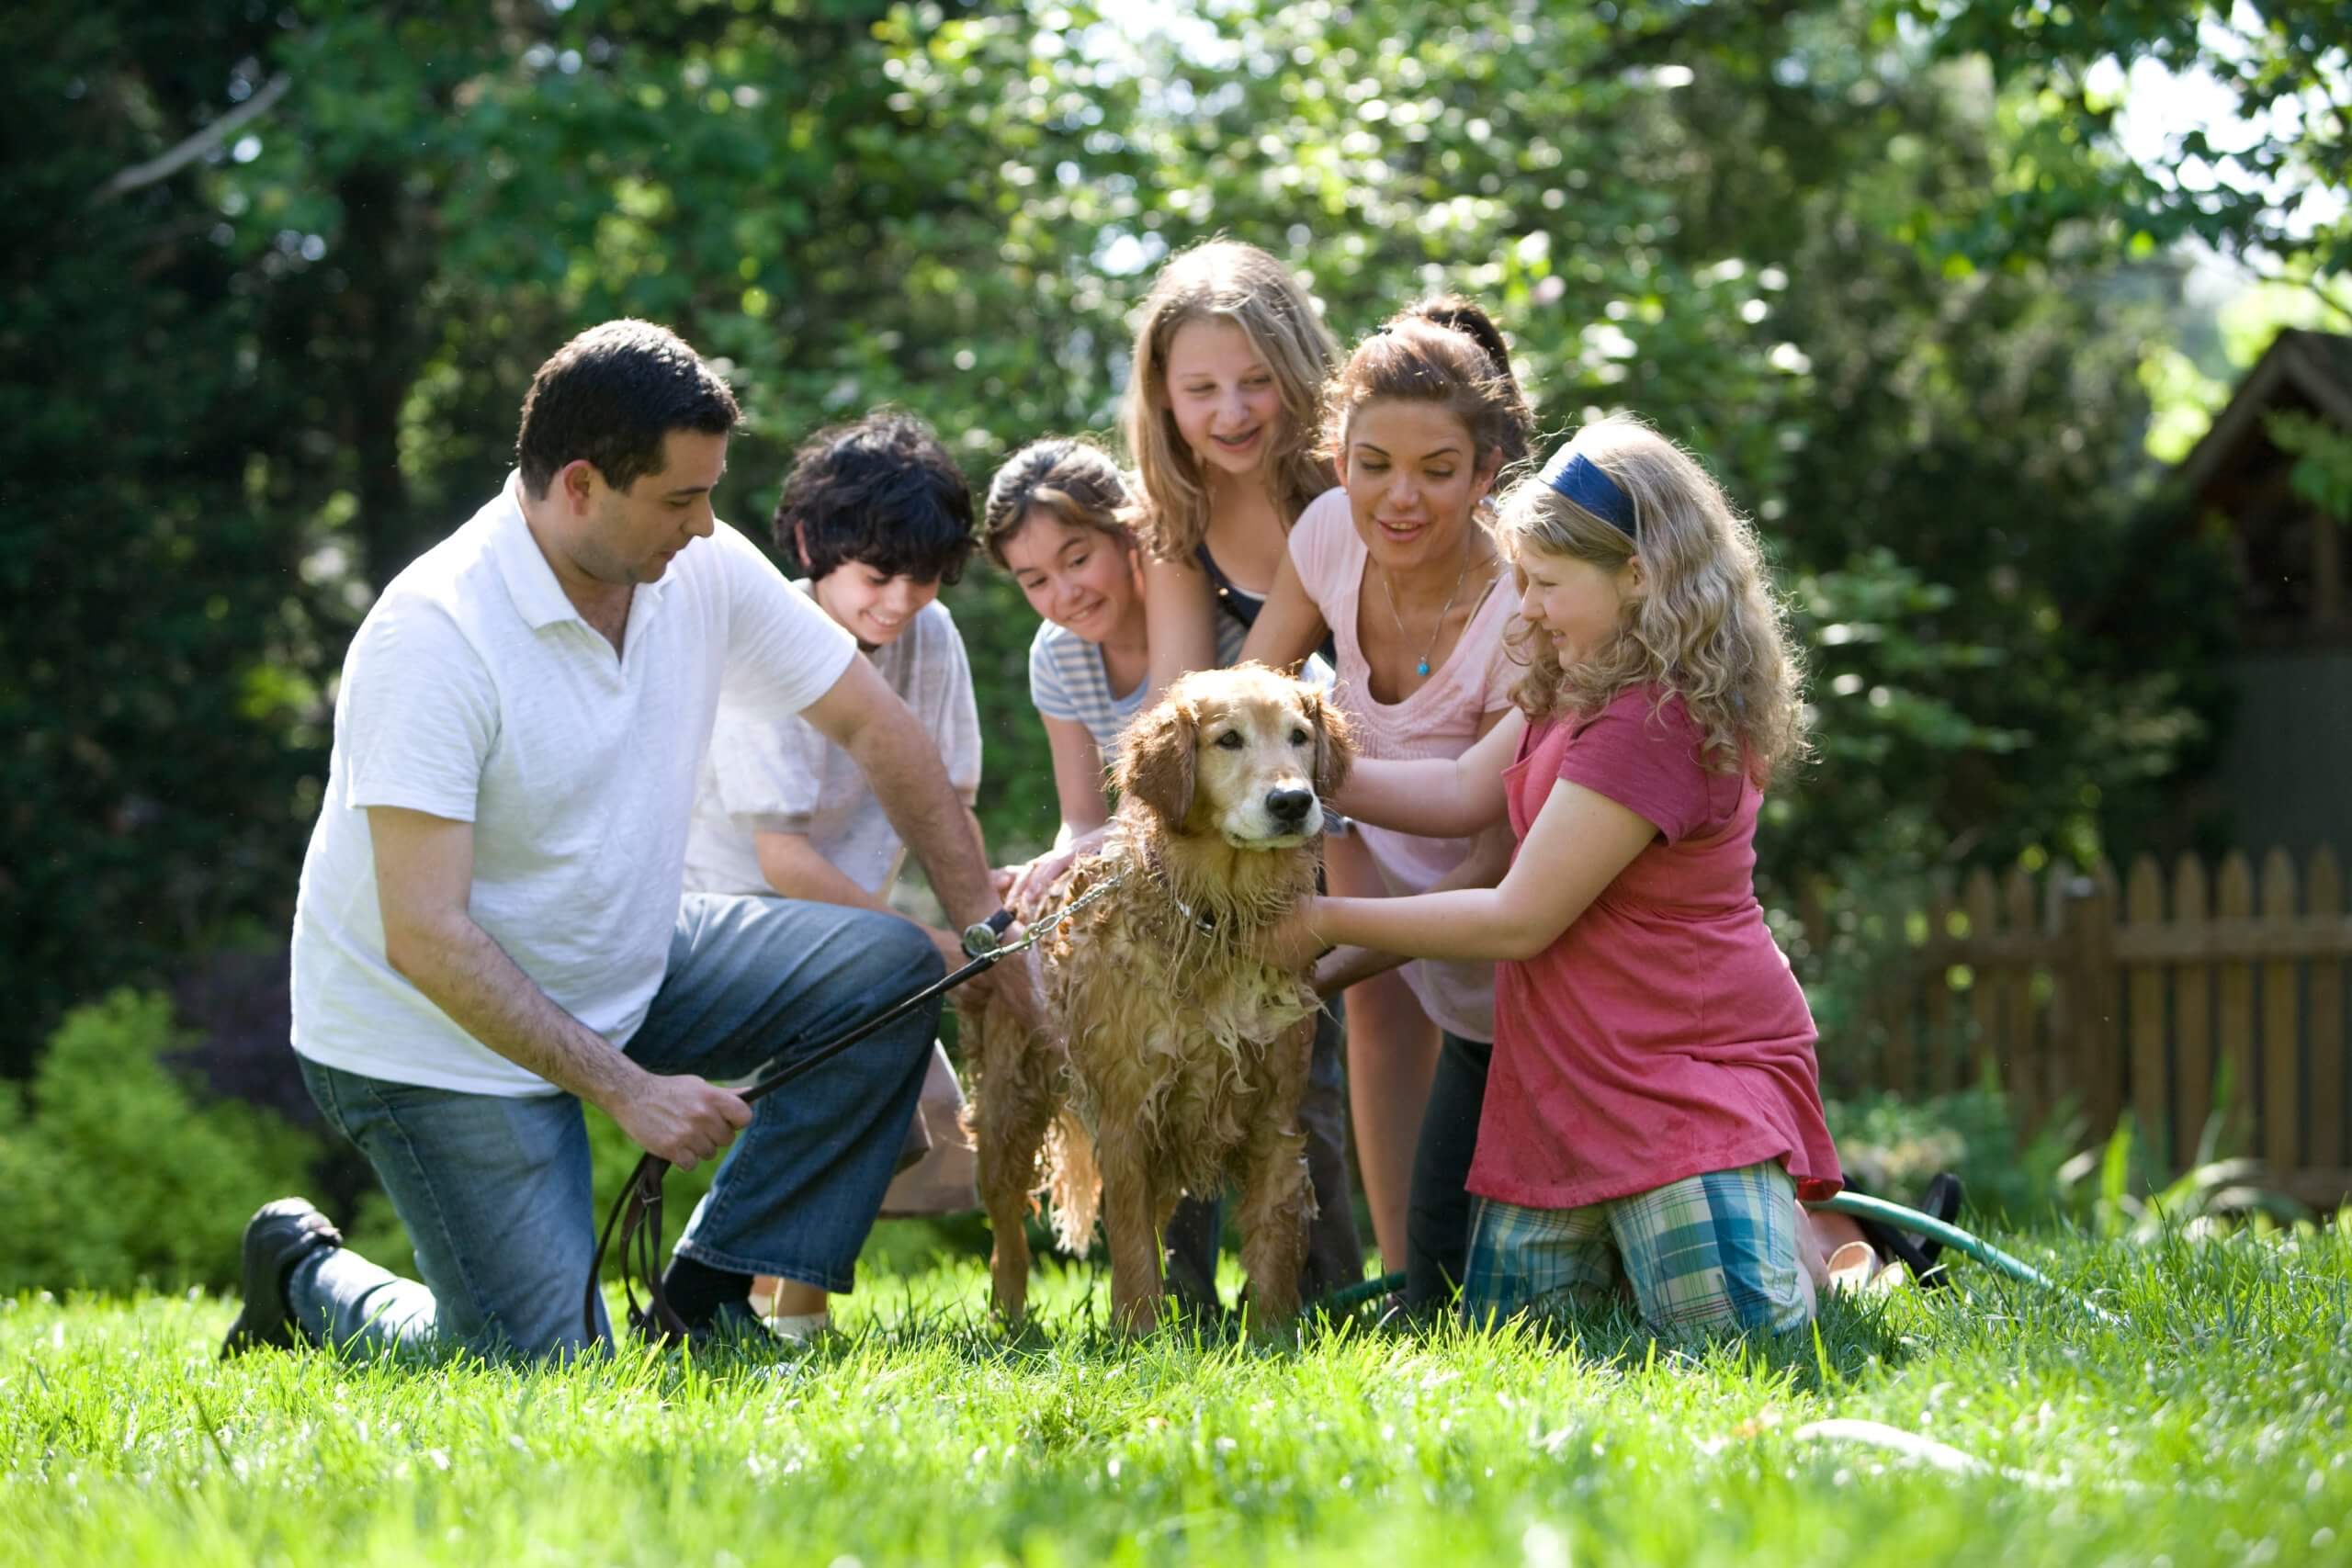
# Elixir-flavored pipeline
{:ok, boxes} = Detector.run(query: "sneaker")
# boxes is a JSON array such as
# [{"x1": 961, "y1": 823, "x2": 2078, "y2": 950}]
[
  {"x1": 758, "y1": 1308, "x2": 832, "y2": 1343},
  {"x1": 220, "y1": 1197, "x2": 343, "y2": 1359}
]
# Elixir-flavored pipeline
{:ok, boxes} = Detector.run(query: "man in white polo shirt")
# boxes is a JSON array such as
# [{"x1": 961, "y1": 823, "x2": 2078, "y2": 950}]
[{"x1": 220, "y1": 320, "x2": 1031, "y2": 1359}]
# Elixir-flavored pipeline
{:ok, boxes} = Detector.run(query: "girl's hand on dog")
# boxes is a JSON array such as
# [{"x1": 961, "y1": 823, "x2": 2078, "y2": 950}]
[
  {"x1": 1003, "y1": 823, "x2": 1113, "y2": 909},
  {"x1": 1257, "y1": 898, "x2": 1330, "y2": 974}
]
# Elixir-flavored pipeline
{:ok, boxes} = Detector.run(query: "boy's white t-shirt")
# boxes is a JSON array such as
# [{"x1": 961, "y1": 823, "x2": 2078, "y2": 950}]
[
  {"x1": 684, "y1": 586, "x2": 982, "y2": 898},
  {"x1": 288, "y1": 476, "x2": 857, "y2": 1097}
]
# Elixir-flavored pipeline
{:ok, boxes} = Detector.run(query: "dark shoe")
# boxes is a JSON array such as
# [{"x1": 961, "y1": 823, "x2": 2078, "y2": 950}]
[
  {"x1": 220, "y1": 1197, "x2": 343, "y2": 1359},
  {"x1": 628, "y1": 1297, "x2": 779, "y2": 1354}
]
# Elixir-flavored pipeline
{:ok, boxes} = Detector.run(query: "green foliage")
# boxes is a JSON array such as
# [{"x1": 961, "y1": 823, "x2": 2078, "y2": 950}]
[
  {"x1": 1823, "y1": 1086, "x2": 2076, "y2": 1224},
  {"x1": 0, "y1": 991, "x2": 316, "y2": 1294},
  {"x1": 14, "y1": 0, "x2": 2330, "y2": 1072},
  {"x1": 2268, "y1": 409, "x2": 2352, "y2": 522},
  {"x1": 1912, "y1": 1, "x2": 2350, "y2": 297},
  {"x1": 8, "y1": 1224, "x2": 2352, "y2": 1565}
]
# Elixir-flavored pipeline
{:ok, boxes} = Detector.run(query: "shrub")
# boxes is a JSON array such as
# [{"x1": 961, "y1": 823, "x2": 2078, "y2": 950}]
[
  {"x1": 0, "y1": 990, "x2": 322, "y2": 1294},
  {"x1": 1822, "y1": 1085, "x2": 2076, "y2": 1224}
]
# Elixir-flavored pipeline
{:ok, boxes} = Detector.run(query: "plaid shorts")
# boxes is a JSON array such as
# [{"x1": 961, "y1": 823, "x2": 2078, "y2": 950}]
[{"x1": 1462, "y1": 1162, "x2": 1813, "y2": 1335}]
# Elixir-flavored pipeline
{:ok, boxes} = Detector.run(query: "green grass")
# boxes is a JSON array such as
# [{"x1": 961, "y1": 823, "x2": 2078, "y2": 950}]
[{"x1": 6, "y1": 1221, "x2": 2350, "y2": 1566}]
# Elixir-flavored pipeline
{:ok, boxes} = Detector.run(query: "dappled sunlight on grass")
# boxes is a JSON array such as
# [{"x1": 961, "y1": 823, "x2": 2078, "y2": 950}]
[{"x1": 5, "y1": 1223, "x2": 2347, "y2": 1565}]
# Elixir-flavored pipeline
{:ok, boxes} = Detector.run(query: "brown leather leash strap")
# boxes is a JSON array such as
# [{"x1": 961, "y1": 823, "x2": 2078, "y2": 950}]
[{"x1": 583, "y1": 879, "x2": 1124, "y2": 1346}]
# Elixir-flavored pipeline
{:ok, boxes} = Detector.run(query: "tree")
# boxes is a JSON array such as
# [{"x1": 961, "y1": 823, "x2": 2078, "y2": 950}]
[{"x1": 9, "y1": 0, "x2": 2321, "y2": 1069}]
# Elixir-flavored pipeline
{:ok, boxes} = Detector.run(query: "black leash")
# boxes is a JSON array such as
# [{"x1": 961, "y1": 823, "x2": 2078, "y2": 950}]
[{"x1": 585, "y1": 878, "x2": 1123, "y2": 1345}]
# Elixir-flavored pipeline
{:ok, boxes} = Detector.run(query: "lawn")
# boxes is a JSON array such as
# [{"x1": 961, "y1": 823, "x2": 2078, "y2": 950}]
[{"x1": 5, "y1": 1220, "x2": 2348, "y2": 1567}]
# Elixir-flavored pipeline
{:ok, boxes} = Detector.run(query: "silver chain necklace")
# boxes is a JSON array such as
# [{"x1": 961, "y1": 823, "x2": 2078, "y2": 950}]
[{"x1": 1379, "y1": 536, "x2": 1479, "y2": 679}]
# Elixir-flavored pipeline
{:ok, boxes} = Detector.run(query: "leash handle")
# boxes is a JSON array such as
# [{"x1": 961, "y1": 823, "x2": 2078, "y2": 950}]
[
  {"x1": 584, "y1": 873, "x2": 1127, "y2": 1346},
  {"x1": 584, "y1": 940, "x2": 1015, "y2": 1343}
]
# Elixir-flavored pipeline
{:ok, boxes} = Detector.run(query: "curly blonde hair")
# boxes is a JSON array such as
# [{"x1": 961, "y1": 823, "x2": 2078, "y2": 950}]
[
  {"x1": 1122, "y1": 241, "x2": 1337, "y2": 561},
  {"x1": 1497, "y1": 415, "x2": 1809, "y2": 784}
]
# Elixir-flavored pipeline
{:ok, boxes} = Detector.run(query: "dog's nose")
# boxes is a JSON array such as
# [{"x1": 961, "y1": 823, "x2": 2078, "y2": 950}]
[{"x1": 1265, "y1": 787, "x2": 1316, "y2": 824}]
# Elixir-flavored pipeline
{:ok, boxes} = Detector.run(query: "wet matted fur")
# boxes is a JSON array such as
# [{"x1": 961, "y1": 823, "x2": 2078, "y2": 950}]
[{"x1": 964, "y1": 664, "x2": 1353, "y2": 1332}]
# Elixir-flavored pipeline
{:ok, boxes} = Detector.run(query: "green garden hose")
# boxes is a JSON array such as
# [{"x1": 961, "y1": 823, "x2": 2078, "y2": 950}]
[
  {"x1": 1807, "y1": 1190, "x2": 2120, "y2": 1322},
  {"x1": 1310, "y1": 1192, "x2": 2117, "y2": 1322}
]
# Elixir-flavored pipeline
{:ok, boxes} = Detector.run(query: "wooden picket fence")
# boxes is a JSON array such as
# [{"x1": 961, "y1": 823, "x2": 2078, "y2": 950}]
[{"x1": 1816, "y1": 847, "x2": 2351, "y2": 1210}]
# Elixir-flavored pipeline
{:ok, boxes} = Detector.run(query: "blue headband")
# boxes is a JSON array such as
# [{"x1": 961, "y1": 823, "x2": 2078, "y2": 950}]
[{"x1": 1539, "y1": 446, "x2": 1637, "y2": 537}]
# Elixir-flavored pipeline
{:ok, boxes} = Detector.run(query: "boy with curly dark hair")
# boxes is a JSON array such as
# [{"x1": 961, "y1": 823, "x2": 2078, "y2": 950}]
[{"x1": 683, "y1": 409, "x2": 987, "y2": 1340}]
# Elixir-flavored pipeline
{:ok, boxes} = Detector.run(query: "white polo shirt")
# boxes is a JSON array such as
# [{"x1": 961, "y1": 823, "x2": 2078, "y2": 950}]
[{"x1": 289, "y1": 475, "x2": 857, "y2": 1096}]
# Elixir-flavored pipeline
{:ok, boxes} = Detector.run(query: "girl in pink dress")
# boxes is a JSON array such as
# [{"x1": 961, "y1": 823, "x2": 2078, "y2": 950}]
[{"x1": 1265, "y1": 415, "x2": 1842, "y2": 1335}]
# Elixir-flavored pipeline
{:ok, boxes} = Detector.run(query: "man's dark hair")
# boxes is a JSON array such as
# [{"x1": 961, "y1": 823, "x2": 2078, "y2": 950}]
[
  {"x1": 775, "y1": 411, "x2": 976, "y2": 585},
  {"x1": 514, "y1": 320, "x2": 741, "y2": 499}
]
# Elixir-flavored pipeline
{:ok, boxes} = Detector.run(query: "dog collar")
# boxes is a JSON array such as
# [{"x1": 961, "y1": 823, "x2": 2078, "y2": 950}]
[{"x1": 1144, "y1": 849, "x2": 1222, "y2": 938}]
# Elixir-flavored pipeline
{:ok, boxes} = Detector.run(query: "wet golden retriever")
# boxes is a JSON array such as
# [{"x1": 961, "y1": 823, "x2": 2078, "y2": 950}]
[{"x1": 964, "y1": 663, "x2": 1351, "y2": 1332}]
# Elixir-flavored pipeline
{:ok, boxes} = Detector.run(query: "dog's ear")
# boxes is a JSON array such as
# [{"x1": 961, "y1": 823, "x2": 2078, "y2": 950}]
[
  {"x1": 1307, "y1": 690, "x2": 1354, "y2": 799},
  {"x1": 1118, "y1": 696, "x2": 1196, "y2": 826}
]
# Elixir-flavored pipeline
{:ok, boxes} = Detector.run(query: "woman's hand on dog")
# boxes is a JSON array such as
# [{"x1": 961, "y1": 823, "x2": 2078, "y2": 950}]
[{"x1": 1311, "y1": 942, "x2": 1406, "y2": 998}]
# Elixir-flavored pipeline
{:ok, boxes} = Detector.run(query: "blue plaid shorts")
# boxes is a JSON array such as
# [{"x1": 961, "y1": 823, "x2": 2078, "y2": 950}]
[{"x1": 1462, "y1": 1161, "x2": 1812, "y2": 1335}]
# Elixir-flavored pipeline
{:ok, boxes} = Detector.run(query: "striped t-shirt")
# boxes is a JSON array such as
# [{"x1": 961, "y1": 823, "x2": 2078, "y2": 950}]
[{"x1": 1027, "y1": 614, "x2": 1248, "y2": 760}]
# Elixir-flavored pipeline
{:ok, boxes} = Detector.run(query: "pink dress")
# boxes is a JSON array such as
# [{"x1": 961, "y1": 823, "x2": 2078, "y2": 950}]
[
  {"x1": 1471, "y1": 688, "x2": 1843, "y2": 1210},
  {"x1": 1289, "y1": 489, "x2": 1517, "y2": 1042}
]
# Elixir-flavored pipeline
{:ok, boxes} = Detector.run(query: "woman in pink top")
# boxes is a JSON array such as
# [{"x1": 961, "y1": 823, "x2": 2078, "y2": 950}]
[
  {"x1": 1263, "y1": 415, "x2": 1843, "y2": 1337},
  {"x1": 1240, "y1": 298, "x2": 1533, "y2": 1299}
]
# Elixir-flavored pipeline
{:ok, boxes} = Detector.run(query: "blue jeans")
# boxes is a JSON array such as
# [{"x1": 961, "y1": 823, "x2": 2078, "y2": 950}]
[{"x1": 288, "y1": 893, "x2": 942, "y2": 1359}]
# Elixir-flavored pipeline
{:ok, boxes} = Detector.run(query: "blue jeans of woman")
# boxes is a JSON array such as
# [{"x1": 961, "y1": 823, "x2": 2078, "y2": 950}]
[{"x1": 287, "y1": 893, "x2": 940, "y2": 1359}]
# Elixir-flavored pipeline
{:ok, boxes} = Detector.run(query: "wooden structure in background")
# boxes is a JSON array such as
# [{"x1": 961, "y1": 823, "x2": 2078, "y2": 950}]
[
  {"x1": 2167, "y1": 329, "x2": 2352, "y2": 862},
  {"x1": 1818, "y1": 849, "x2": 2350, "y2": 1209}
]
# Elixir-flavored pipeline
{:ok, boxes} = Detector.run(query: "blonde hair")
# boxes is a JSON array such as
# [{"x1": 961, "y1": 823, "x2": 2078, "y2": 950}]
[
  {"x1": 982, "y1": 437, "x2": 1134, "y2": 569},
  {"x1": 1123, "y1": 241, "x2": 1337, "y2": 561},
  {"x1": 1496, "y1": 414, "x2": 1808, "y2": 784}
]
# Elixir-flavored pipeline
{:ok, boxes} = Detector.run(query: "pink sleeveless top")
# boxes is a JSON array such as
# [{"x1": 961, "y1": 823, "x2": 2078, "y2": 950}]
[{"x1": 1289, "y1": 489, "x2": 1518, "y2": 1042}]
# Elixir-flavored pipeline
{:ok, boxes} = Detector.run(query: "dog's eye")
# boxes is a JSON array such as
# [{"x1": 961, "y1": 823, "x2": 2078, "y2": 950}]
[
  {"x1": 1214, "y1": 731, "x2": 1244, "y2": 750},
  {"x1": 1290, "y1": 728, "x2": 1309, "y2": 746}
]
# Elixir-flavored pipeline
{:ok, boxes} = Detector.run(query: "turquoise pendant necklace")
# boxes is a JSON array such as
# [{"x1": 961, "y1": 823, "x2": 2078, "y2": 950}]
[{"x1": 1380, "y1": 541, "x2": 1476, "y2": 680}]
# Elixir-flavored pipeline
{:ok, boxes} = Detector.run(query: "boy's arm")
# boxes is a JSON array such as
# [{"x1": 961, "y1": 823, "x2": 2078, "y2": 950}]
[
  {"x1": 752, "y1": 829, "x2": 965, "y2": 969},
  {"x1": 799, "y1": 655, "x2": 998, "y2": 929}
]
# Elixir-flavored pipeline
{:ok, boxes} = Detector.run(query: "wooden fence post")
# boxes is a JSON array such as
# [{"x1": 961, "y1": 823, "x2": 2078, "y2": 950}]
[
  {"x1": 2217, "y1": 852, "x2": 2256, "y2": 1157},
  {"x1": 2312, "y1": 848, "x2": 2345, "y2": 1177},
  {"x1": 2060, "y1": 864, "x2": 2119, "y2": 1136},
  {"x1": 2261, "y1": 849, "x2": 2301, "y2": 1179},
  {"x1": 1963, "y1": 868, "x2": 1999, "y2": 1090},
  {"x1": 2175, "y1": 854, "x2": 2214, "y2": 1170},
  {"x1": 2004, "y1": 865, "x2": 2040, "y2": 1128},
  {"x1": 1925, "y1": 885, "x2": 1956, "y2": 1093},
  {"x1": 2125, "y1": 856, "x2": 2167, "y2": 1155}
]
